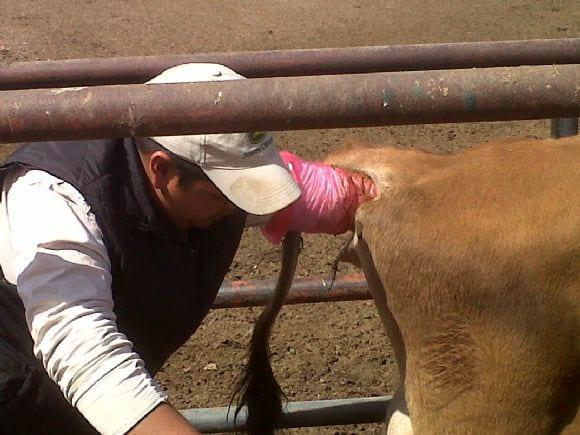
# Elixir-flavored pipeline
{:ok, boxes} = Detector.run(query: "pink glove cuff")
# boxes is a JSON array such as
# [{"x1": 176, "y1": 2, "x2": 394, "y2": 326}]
[{"x1": 261, "y1": 151, "x2": 377, "y2": 244}]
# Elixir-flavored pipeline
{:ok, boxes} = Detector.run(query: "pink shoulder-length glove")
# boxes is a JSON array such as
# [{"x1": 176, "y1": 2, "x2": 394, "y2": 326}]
[{"x1": 261, "y1": 151, "x2": 378, "y2": 245}]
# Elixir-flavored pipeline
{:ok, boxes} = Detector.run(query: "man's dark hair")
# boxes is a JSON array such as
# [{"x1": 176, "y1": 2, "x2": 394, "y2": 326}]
[{"x1": 135, "y1": 138, "x2": 208, "y2": 186}]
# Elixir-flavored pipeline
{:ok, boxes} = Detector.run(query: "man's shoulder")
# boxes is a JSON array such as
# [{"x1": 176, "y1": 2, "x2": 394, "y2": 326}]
[
  {"x1": 4, "y1": 167, "x2": 65, "y2": 189},
  {"x1": 8, "y1": 138, "x2": 123, "y2": 165},
  {"x1": 4, "y1": 167, "x2": 92, "y2": 213},
  {"x1": 4, "y1": 138, "x2": 127, "y2": 191}
]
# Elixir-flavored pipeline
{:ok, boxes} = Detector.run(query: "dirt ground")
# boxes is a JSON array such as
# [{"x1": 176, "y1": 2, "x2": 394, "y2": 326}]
[{"x1": 1, "y1": 1, "x2": 579, "y2": 433}]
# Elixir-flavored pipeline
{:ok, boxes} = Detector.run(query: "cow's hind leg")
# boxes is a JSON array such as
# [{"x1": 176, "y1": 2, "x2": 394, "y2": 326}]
[
  {"x1": 352, "y1": 222, "x2": 413, "y2": 435},
  {"x1": 386, "y1": 387, "x2": 412, "y2": 435}
]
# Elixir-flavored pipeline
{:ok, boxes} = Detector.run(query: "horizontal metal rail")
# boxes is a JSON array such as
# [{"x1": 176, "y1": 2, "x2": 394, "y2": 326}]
[
  {"x1": 180, "y1": 396, "x2": 391, "y2": 433},
  {"x1": 1, "y1": 64, "x2": 579, "y2": 144},
  {"x1": 214, "y1": 274, "x2": 369, "y2": 308},
  {"x1": 1, "y1": 38, "x2": 579, "y2": 90},
  {"x1": 551, "y1": 117, "x2": 579, "y2": 138}
]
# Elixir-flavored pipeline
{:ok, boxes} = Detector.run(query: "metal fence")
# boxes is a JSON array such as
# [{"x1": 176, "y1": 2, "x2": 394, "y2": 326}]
[
  {"x1": 182, "y1": 396, "x2": 391, "y2": 433},
  {"x1": 1, "y1": 64, "x2": 579, "y2": 143},
  {"x1": 1, "y1": 38, "x2": 579, "y2": 90}
]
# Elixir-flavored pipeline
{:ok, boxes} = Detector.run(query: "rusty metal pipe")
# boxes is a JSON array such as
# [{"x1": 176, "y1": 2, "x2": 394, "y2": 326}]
[
  {"x1": 213, "y1": 275, "x2": 369, "y2": 309},
  {"x1": 1, "y1": 38, "x2": 579, "y2": 90},
  {"x1": 1, "y1": 64, "x2": 578, "y2": 144},
  {"x1": 550, "y1": 118, "x2": 579, "y2": 138}
]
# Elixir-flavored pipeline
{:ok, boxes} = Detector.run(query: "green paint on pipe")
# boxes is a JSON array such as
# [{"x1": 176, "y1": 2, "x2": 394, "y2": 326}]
[
  {"x1": 413, "y1": 82, "x2": 424, "y2": 98},
  {"x1": 382, "y1": 89, "x2": 395, "y2": 108},
  {"x1": 463, "y1": 91, "x2": 478, "y2": 111}
]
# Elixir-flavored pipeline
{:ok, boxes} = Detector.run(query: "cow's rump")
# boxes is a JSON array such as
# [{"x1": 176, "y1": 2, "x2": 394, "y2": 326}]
[{"x1": 331, "y1": 137, "x2": 580, "y2": 434}]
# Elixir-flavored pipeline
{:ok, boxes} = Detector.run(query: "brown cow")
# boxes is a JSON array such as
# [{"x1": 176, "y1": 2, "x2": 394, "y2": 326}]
[
  {"x1": 327, "y1": 136, "x2": 580, "y2": 434},
  {"x1": 236, "y1": 136, "x2": 579, "y2": 435}
]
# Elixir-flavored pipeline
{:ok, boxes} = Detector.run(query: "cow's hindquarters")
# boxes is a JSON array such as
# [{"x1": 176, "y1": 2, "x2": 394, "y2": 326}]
[
  {"x1": 353, "y1": 221, "x2": 412, "y2": 434},
  {"x1": 351, "y1": 139, "x2": 580, "y2": 434}
]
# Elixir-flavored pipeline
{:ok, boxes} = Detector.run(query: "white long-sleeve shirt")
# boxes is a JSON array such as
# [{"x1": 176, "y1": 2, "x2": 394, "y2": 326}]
[{"x1": 0, "y1": 167, "x2": 167, "y2": 434}]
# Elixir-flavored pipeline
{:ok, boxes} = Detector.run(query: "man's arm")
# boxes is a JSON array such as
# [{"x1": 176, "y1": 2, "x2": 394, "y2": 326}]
[
  {"x1": 130, "y1": 403, "x2": 200, "y2": 434},
  {"x1": 4, "y1": 169, "x2": 199, "y2": 434},
  {"x1": 245, "y1": 212, "x2": 274, "y2": 227},
  {"x1": 246, "y1": 151, "x2": 377, "y2": 244}
]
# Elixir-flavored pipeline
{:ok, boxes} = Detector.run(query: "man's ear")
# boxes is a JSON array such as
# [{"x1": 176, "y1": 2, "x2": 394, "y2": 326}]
[{"x1": 149, "y1": 151, "x2": 174, "y2": 189}]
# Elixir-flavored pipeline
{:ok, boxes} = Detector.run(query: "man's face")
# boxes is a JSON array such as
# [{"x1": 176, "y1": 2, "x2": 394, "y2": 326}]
[
  {"x1": 142, "y1": 150, "x2": 237, "y2": 229},
  {"x1": 164, "y1": 176, "x2": 237, "y2": 229}
]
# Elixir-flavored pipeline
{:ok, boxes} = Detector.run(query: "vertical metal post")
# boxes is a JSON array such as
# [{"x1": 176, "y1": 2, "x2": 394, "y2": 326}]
[{"x1": 550, "y1": 118, "x2": 579, "y2": 138}]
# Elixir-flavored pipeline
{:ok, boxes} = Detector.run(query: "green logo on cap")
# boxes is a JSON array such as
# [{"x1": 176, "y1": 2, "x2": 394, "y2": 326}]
[{"x1": 248, "y1": 131, "x2": 268, "y2": 144}]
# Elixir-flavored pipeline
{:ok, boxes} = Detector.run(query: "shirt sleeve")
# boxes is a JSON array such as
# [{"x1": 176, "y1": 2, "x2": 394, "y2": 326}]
[{"x1": 3, "y1": 168, "x2": 168, "y2": 435}]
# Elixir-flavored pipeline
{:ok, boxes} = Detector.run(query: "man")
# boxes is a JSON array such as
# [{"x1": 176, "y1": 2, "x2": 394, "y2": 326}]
[{"x1": 0, "y1": 63, "x2": 375, "y2": 434}]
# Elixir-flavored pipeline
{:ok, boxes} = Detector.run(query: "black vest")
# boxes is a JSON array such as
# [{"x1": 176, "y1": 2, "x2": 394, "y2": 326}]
[{"x1": 0, "y1": 139, "x2": 246, "y2": 374}]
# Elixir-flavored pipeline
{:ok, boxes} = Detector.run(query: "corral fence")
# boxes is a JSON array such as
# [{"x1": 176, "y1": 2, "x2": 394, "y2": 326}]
[{"x1": 0, "y1": 38, "x2": 578, "y2": 432}]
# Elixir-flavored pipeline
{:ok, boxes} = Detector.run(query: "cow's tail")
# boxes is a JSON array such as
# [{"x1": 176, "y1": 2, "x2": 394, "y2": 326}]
[{"x1": 232, "y1": 231, "x2": 302, "y2": 435}]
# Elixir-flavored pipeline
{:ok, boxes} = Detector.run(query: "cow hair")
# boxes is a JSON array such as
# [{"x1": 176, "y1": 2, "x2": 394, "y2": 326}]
[{"x1": 231, "y1": 231, "x2": 302, "y2": 435}]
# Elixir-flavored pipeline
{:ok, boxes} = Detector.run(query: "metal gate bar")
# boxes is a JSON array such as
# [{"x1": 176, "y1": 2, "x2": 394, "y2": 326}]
[
  {"x1": 1, "y1": 38, "x2": 579, "y2": 90},
  {"x1": 2, "y1": 64, "x2": 579, "y2": 143},
  {"x1": 551, "y1": 118, "x2": 579, "y2": 138},
  {"x1": 180, "y1": 396, "x2": 391, "y2": 433},
  {"x1": 214, "y1": 275, "x2": 369, "y2": 308}
]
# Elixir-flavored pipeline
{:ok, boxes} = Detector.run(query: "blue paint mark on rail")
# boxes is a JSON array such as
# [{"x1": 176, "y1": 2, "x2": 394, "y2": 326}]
[{"x1": 463, "y1": 91, "x2": 478, "y2": 111}]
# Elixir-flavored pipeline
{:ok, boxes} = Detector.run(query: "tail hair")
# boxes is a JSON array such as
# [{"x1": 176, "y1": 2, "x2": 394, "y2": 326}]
[{"x1": 231, "y1": 231, "x2": 302, "y2": 435}]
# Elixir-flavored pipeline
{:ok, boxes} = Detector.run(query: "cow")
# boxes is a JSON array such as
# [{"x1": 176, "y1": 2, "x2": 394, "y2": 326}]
[{"x1": 236, "y1": 136, "x2": 580, "y2": 434}]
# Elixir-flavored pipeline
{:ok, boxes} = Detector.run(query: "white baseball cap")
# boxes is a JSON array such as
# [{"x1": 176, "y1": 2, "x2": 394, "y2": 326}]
[{"x1": 145, "y1": 63, "x2": 301, "y2": 215}]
